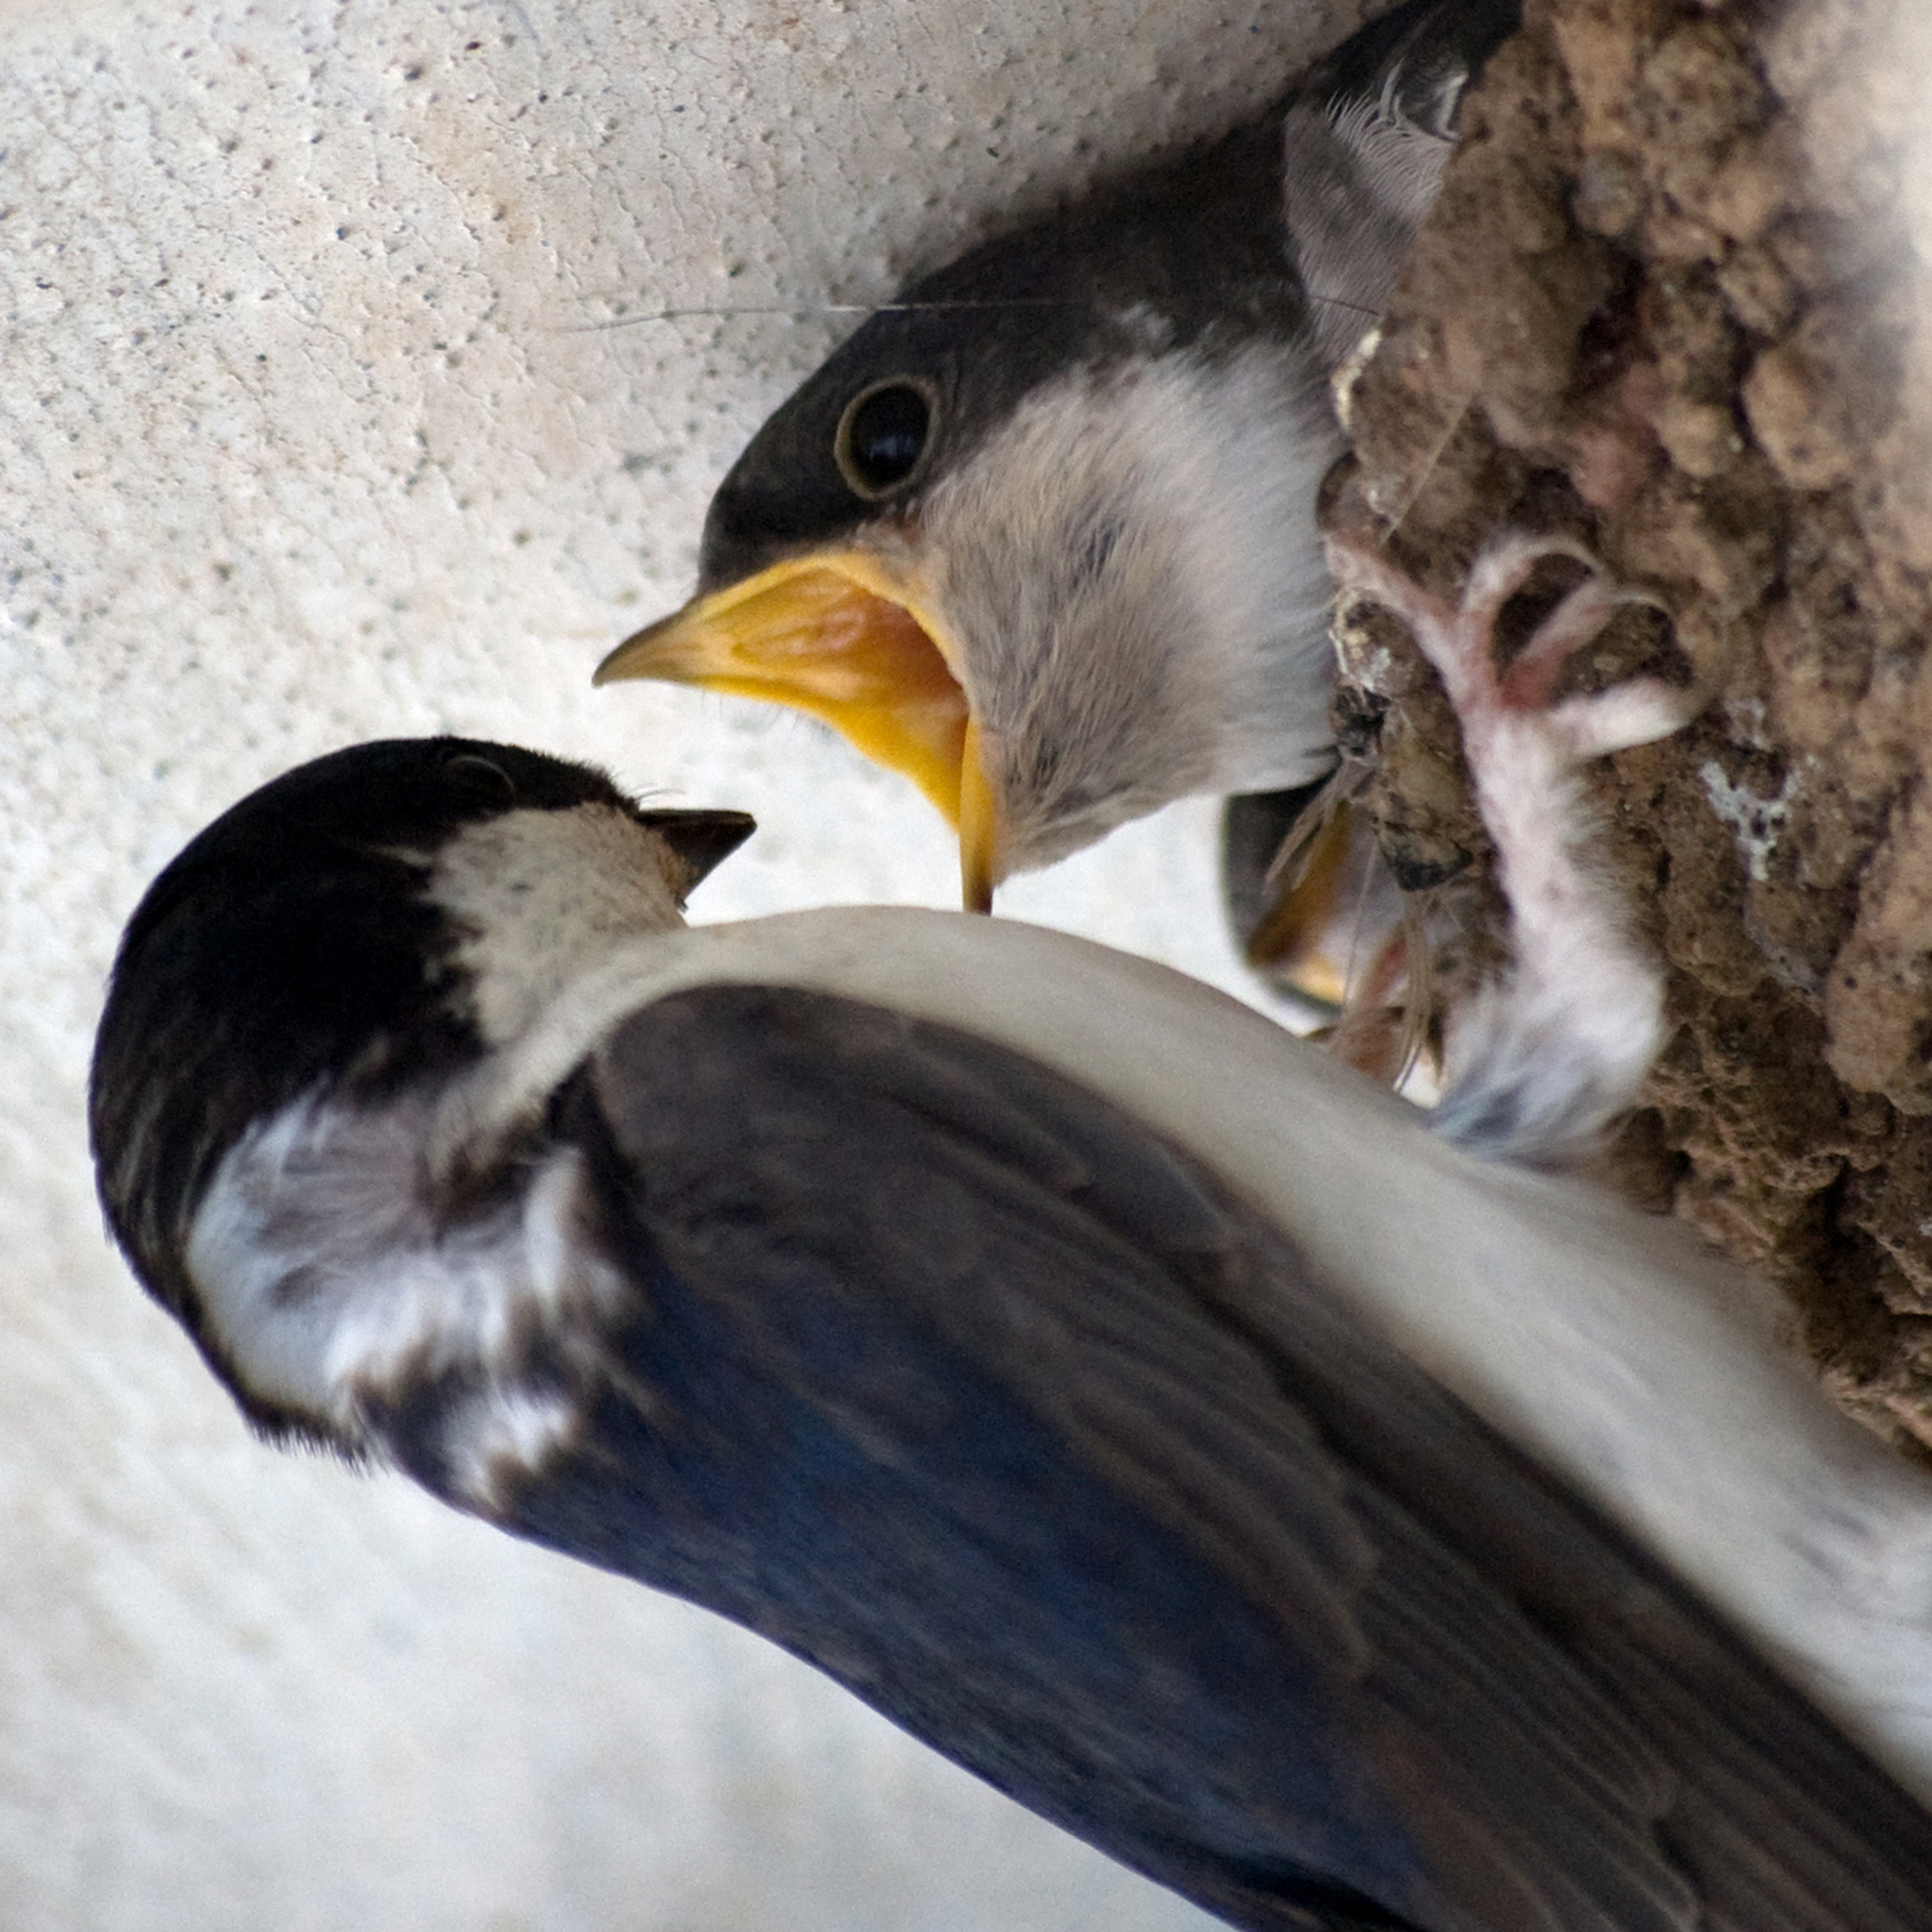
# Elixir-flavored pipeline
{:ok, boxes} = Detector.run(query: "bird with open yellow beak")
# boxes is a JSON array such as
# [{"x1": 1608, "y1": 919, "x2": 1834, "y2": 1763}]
[{"x1": 596, "y1": 0, "x2": 1520, "y2": 915}]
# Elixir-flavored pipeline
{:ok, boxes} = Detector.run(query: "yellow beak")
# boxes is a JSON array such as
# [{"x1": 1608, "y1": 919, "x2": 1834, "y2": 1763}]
[{"x1": 596, "y1": 553, "x2": 1002, "y2": 912}]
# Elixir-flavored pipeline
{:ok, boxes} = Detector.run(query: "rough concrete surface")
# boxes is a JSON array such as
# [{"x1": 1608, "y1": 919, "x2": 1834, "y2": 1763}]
[
  {"x1": 1329, "y1": 0, "x2": 1932, "y2": 1448},
  {"x1": 0, "y1": 1, "x2": 1377, "y2": 1926}
]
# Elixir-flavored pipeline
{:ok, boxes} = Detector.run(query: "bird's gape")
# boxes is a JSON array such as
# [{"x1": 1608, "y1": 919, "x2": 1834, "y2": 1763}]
[{"x1": 596, "y1": 551, "x2": 1003, "y2": 913}]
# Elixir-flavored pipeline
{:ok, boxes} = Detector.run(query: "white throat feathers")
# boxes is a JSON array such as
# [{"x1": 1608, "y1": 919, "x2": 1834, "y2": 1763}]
[
  {"x1": 422, "y1": 802, "x2": 692, "y2": 1047},
  {"x1": 911, "y1": 345, "x2": 1341, "y2": 875}
]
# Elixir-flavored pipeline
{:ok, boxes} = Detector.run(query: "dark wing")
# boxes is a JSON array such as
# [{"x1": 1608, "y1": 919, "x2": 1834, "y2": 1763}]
[
  {"x1": 504, "y1": 984, "x2": 1931, "y2": 1932},
  {"x1": 1302, "y1": 0, "x2": 1520, "y2": 135}
]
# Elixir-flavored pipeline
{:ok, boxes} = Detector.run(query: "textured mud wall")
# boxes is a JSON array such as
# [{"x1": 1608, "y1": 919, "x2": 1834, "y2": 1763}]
[{"x1": 1332, "y1": 0, "x2": 1932, "y2": 1443}]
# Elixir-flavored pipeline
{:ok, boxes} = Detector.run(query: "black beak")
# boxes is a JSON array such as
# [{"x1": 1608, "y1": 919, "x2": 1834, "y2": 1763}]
[{"x1": 638, "y1": 809, "x2": 758, "y2": 895}]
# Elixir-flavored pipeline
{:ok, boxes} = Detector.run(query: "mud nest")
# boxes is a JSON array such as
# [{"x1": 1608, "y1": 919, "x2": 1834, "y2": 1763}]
[{"x1": 1325, "y1": 0, "x2": 1932, "y2": 1444}]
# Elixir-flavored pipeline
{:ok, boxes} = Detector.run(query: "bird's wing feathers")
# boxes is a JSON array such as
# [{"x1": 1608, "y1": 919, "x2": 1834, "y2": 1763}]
[
  {"x1": 563, "y1": 982, "x2": 1932, "y2": 1932},
  {"x1": 1282, "y1": 0, "x2": 1520, "y2": 370}
]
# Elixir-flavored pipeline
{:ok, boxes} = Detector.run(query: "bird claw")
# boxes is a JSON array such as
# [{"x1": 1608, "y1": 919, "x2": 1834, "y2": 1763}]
[
  {"x1": 1329, "y1": 531, "x2": 1692, "y2": 760},
  {"x1": 1321, "y1": 531, "x2": 1696, "y2": 1163},
  {"x1": 1549, "y1": 678, "x2": 1693, "y2": 762}
]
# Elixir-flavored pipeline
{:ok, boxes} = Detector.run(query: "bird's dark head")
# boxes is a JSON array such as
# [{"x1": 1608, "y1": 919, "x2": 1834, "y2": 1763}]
[
  {"x1": 690, "y1": 99, "x2": 1303, "y2": 597},
  {"x1": 595, "y1": 112, "x2": 1336, "y2": 910},
  {"x1": 90, "y1": 736, "x2": 752, "y2": 1426}
]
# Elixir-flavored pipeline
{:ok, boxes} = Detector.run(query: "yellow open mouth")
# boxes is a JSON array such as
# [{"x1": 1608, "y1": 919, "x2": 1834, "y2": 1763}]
[{"x1": 596, "y1": 553, "x2": 1001, "y2": 911}]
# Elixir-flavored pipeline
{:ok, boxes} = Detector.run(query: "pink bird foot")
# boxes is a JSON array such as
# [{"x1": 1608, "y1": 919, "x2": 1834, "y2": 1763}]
[{"x1": 1324, "y1": 531, "x2": 1697, "y2": 1162}]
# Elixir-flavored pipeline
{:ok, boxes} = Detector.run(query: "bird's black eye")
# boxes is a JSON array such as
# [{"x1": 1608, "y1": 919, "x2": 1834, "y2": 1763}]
[
  {"x1": 835, "y1": 378, "x2": 937, "y2": 500},
  {"x1": 442, "y1": 753, "x2": 516, "y2": 806}
]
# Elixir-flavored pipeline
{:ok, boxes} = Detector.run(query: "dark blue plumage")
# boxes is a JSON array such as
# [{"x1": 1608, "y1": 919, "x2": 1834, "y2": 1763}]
[{"x1": 91, "y1": 739, "x2": 1932, "y2": 1932}]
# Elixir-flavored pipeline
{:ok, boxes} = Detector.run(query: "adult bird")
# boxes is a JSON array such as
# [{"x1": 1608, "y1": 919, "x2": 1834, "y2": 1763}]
[
  {"x1": 93, "y1": 735, "x2": 1932, "y2": 1932},
  {"x1": 596, "y1": 0, "x2": 1521, "y2": 913}
]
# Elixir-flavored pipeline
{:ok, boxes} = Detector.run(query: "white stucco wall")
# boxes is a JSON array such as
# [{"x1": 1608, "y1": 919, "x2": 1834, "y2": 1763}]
[{"x1": 0, "y1": 3, "x2": 1374, "y2": 1926}]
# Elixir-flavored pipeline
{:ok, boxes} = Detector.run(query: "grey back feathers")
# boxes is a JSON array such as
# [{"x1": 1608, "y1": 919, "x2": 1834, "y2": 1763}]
[{"x1": 590, "y1": 979, "x2": 1932, "y2": 1931}]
